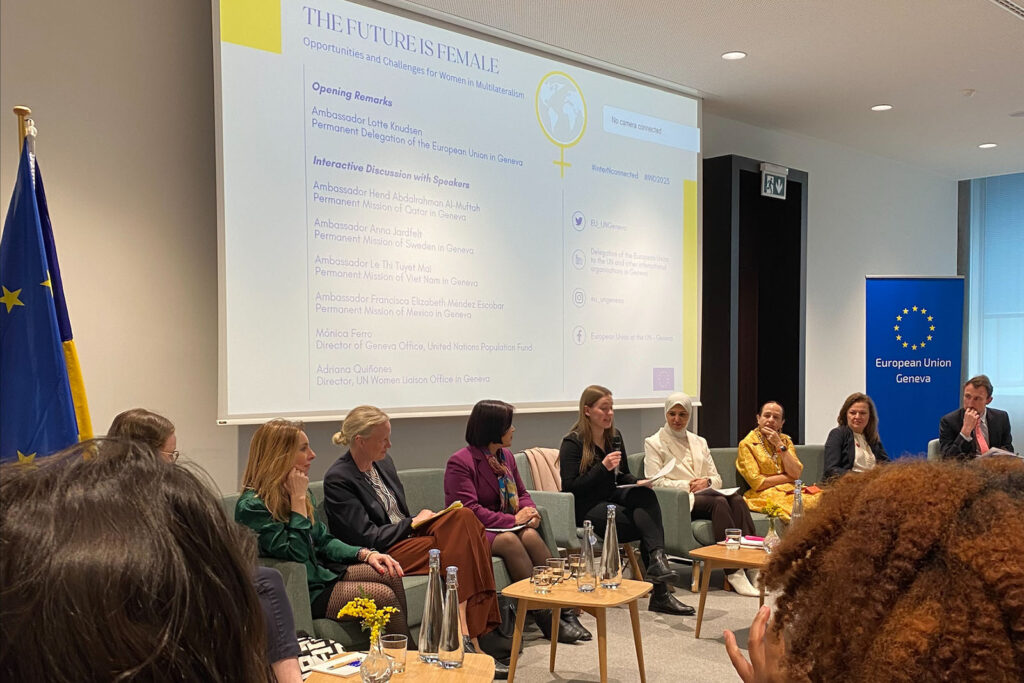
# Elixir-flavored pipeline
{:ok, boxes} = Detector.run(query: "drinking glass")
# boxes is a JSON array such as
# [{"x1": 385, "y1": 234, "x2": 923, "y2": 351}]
[
  {"x1": 380, "y1": 634, "x2": 407, "y2": 674},
  {"x1": 725, "y1": 528, "x2": 742, "y2": 550},
  {"x1": 546, "y1": 558, "x2": 567, "y2": 585},
  {"x1": 532, "y1": 566, "x2": 552, "y2": 594},
  {"x1": 568, "y1": 553, "x2": 582, "y2": 578}
]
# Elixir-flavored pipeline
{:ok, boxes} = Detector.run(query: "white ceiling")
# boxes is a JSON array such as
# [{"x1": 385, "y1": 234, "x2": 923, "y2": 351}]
[{"x1": 399, "y1": 0, "x2": 1024, "y2": 180}]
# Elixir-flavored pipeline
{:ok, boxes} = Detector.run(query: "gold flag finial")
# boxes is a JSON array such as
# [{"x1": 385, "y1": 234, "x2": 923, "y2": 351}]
[{"x1": 14, "y1": 106, "x2": 32, "y2": 154}]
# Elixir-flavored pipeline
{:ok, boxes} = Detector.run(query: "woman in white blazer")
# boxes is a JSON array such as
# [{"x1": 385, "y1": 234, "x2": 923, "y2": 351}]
[{"x1": 644, "y1": 393, "x2": 759, "y2": 596}]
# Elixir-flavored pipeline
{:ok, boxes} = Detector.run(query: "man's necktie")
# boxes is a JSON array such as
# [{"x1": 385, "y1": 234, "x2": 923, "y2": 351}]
[{"x1": 975, "y1": 422, "x2": 990, "y2": 453}]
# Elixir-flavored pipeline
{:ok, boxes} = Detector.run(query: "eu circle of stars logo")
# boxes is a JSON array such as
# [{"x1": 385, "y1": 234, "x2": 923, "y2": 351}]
[{"x1": 892, "y1": 305, "x2": 935, "y2": 351}]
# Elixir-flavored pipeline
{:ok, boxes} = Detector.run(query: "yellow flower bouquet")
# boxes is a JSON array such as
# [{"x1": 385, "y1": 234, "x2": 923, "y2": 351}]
[
  {"x1": 337, "y1": 596, "x2": 398, "y2": 646},
  {"x1": 762, "y1": 500, "x2": 784, "y2": 519}
]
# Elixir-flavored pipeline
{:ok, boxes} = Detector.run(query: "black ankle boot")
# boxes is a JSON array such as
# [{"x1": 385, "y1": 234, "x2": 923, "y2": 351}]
[
  {"x1": 561, "y1": 611, "x2": 592, "y2": 641},
  {"x1": 531, "y1": 610, "x2": 584, "y2": 644},
  {"x1": 646, "y1": 549, "x2": 680, "y2": 585},
  {"x1": 648, "y1": 584, "x2": 695, "y2": 616}
]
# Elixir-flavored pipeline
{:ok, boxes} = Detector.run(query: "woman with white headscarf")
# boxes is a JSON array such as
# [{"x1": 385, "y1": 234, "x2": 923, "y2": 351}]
[{"x1": 644, "y1": 393, "x2": 759, "y2": 596}]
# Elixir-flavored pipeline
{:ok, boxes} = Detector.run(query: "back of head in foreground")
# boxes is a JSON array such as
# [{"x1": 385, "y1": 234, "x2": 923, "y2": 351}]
[
  {"x1": 762, "y1": 456, "x2": 1024, "y2": 682},
  {"x1": 0, "y1": 439, "x2": 271, "y2": 682}
]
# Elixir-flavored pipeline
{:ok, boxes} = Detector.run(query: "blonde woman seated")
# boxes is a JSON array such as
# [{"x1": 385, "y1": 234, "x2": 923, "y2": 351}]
[
  {"x1": 645, "y1": 393, "x2": 759, "y2": 597},
  {"x1": 236, "y1": 419, "x2": 410, "y2": 637},
  {"x1": 737, "y1": 401, "x2": 822, "y2": 523},
  {"x1": 323, "y1": 406, "x2": 504, "y2": 665}
]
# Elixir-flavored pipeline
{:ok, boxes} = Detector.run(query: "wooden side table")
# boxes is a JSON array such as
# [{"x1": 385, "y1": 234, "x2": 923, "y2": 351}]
[
  {"x1": 501, "y1": 577, "x2": 653, "y2": 683},
  {"x1": 688, "y1": 544, "x2": 770, "y2": 638},
  {"x1": 305, "y1": 651, "x2": 494, "y2": 682}
]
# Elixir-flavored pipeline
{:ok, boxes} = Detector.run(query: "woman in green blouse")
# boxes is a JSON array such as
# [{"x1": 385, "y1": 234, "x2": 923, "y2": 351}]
[{"x1": 236, "y1": 419, "x2": 410, "y2": 635}]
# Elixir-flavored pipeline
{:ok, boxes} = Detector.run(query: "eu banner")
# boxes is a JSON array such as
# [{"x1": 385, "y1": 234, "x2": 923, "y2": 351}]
[{"x1": 866, "y1": 277, "x2": 964, "y2": 459}]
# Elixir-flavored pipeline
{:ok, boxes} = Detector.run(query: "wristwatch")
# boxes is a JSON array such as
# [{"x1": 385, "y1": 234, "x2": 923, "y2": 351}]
[{"x1": 779, "y1": 444, "x2": 788, "y2": 452}]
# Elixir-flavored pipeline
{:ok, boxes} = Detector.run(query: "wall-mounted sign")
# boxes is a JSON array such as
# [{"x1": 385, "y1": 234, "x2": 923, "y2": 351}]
[{"x1": 760, "y1": 162, "x2": 789, "y2": 199}]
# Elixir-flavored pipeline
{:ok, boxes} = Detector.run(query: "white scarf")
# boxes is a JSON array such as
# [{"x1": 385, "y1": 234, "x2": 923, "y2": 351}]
[{"x1": 655, "y1": 392, "x2": 694, "y2": 469}]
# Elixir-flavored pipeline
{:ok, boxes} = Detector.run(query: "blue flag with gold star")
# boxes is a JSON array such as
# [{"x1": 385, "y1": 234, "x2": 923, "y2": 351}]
[
  {"x1": 866, "y1": 277, "x2": 964, "y2": 459},
  {"x1": 0, "y1": 143, "x2": 88, "y2": 463}
]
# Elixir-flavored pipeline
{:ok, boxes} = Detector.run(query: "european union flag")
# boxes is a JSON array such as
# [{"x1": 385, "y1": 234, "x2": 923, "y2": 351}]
[{"x1": 0, "y1": 142, "x2": 91, "y2": 463}]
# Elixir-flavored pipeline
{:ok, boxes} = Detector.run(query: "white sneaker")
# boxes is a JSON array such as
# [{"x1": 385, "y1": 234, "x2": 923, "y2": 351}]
[
  {"x1": 727, "y1": 569, "x2": 760, "y2": 597},
  {"x1": 746, "y1": 569, "x2": 761, "y2": 589}
]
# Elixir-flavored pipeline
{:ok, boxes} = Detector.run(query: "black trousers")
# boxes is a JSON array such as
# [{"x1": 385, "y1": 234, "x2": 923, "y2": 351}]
[
  {"x1": 692, "y1": 489, "x2": 756, "y2": 541},
  {"x1": 582, "y1": 486, "x2": 665, "y2": 565},
  {"x1": 254, "y1": 566, "x2": 301, "y2": 664}
]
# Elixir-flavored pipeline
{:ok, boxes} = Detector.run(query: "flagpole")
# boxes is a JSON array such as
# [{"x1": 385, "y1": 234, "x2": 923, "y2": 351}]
[{"x1": 14, "y1": 106, "x2": 32, "y2": 153}]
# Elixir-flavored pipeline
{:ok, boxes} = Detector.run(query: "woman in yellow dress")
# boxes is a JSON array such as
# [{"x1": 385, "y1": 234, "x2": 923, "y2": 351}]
[{"x1": 736, "y1": 401, "x2": 821, "y2": 522}]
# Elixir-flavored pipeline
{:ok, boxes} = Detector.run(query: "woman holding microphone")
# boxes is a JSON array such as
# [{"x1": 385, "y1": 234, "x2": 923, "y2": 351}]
[{"x1": 559, "y1": 385, "x2": 694, "y2": 616}]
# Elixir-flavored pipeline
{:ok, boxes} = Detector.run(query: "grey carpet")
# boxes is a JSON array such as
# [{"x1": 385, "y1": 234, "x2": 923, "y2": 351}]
[{"x1": 507, "y1": 569, "x2": 764, "y2": 682}]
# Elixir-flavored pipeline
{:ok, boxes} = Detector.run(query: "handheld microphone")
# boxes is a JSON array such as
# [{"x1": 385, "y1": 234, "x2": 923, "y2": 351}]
[{"x1": 612, "y1": 434, "x2": 624, "y2": 477}]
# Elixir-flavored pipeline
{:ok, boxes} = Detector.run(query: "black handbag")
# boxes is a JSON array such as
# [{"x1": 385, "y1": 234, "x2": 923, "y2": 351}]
[
  {"x1": 477, "y1": 595, "x2": 521, "y2": 661},
  {"x1": 496, "y1": 594, "x2": 518, "y2": 640}
]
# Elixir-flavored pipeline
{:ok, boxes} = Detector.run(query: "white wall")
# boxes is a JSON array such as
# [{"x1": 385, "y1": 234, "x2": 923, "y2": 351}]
[
  {"x1": 703, "y1": 113, "x2": 958, "y2": 443},
  {"x1": 1, "y1": 1, "x2": 957, "y2": 491}
]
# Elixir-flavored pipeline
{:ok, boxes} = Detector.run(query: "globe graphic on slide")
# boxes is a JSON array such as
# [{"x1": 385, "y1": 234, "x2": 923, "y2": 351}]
[{"x1": 537, "y1": 73, "x2": 586, "y2": 146}]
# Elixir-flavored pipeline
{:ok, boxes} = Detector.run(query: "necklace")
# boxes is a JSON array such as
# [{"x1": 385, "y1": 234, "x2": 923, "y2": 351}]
[{"x1": 754, "y1": 430, "x2": 782, "y2": 471}]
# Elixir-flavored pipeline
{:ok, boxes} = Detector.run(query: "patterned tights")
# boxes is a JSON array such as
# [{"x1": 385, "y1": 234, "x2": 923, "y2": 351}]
[{"x1": 324, "y1": 564, "x2": 410, "y2": 637}]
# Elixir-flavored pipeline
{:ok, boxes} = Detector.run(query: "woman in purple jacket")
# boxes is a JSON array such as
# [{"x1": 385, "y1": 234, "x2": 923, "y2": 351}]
[{"x1": 445, "y1": 399, "x2": 588, "y2": 643}]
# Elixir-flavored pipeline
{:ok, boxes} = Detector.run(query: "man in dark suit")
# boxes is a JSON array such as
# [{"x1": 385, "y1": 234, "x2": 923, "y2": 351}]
[{"x1": 939, "y1": 374, "x2": 1014, "y2": 460}]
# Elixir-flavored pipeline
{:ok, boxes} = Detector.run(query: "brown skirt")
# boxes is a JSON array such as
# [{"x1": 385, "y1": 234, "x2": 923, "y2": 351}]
[{"x1": 387, "y1": 507, "x2": 500, "y2": 638}]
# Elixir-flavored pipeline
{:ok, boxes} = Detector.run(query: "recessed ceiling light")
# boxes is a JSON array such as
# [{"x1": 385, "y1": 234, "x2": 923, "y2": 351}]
[
  {"x1": 721, "y1": 51, "x2": 747, "y2": 60},
  {"x1": 871, "y1": 104, "x2": 893, "y2": 111},
  {"x1": 978, "y1": 143, "x2": 998, "y2": 149}
]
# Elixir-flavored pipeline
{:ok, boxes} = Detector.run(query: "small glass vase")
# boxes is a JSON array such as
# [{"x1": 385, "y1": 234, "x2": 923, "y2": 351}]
[
  {"x1": 763, "y1": 517, "x2": 781, "y2": 555},
  {"x1": 361, "y1": 637, "x2": 392, "y2": 683}
]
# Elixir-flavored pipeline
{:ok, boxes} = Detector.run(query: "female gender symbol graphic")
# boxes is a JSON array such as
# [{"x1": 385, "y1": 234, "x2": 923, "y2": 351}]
[{"x1": 535, "y1": 71, "x2": 587, "y2": 178}]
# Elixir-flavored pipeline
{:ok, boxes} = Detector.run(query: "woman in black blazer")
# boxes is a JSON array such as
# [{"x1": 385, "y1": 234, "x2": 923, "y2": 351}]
[
  {"x1": 558, "y1": 385, "x2": 694, "y2": 616},
  {"x1": 824, "y1": 392, "x2": 889, "y2": 481}
]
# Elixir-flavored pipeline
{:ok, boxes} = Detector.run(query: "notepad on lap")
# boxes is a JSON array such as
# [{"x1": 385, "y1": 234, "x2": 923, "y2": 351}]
[
  {"x1": 411, "y1": 500, "x2": 463, "y2": 529},
  {"x1": 616, "y1": 458, "x2": 677, "y2": 488},
  {"x1": 486, "y1": 523, "x2": 528, "y2": 533}
]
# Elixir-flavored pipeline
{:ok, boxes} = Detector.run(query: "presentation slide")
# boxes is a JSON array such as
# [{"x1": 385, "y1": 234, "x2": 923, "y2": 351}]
[{"x1": 215, "y1": 0, "x2": 700, "y2": 419}]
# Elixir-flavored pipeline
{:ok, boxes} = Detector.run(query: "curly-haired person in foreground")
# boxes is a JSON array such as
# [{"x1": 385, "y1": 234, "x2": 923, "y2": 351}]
[{"x1": 725, "y1": 455, "x2": 1024, "y2": 683}]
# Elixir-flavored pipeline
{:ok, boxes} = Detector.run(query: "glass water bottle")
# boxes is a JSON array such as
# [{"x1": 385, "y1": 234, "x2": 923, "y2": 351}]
[
  {"x1": 577, "y1": 520, "x2": 597, "y2": 592},
  {"x1": 417, "y1": 549, "x2": 443, "y2": 663},
  {"x1": 791, "y1": 478, "x2": 804, "y2": 525},
  {"x1": 437, "y1": 566, "x2": 464, "y2": 669},
  {"x1": 599, "y1": 505, "x2": 623, "y2": 589}
]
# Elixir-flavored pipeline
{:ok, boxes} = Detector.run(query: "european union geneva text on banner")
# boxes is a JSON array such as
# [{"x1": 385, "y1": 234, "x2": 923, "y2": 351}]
[{"x1": 866, "y1": 277, "x2": 964, "y2": 459}]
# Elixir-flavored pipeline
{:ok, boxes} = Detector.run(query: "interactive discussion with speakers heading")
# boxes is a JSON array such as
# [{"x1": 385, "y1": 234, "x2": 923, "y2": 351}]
[{"x1": 215, "y1": 0, "x2": 701, "y2": 419}]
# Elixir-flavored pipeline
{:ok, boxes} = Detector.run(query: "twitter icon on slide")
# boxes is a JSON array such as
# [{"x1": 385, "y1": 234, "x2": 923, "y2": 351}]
[{"x1": 572, "y1": 211, "x2": 585, "y2": 231}]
